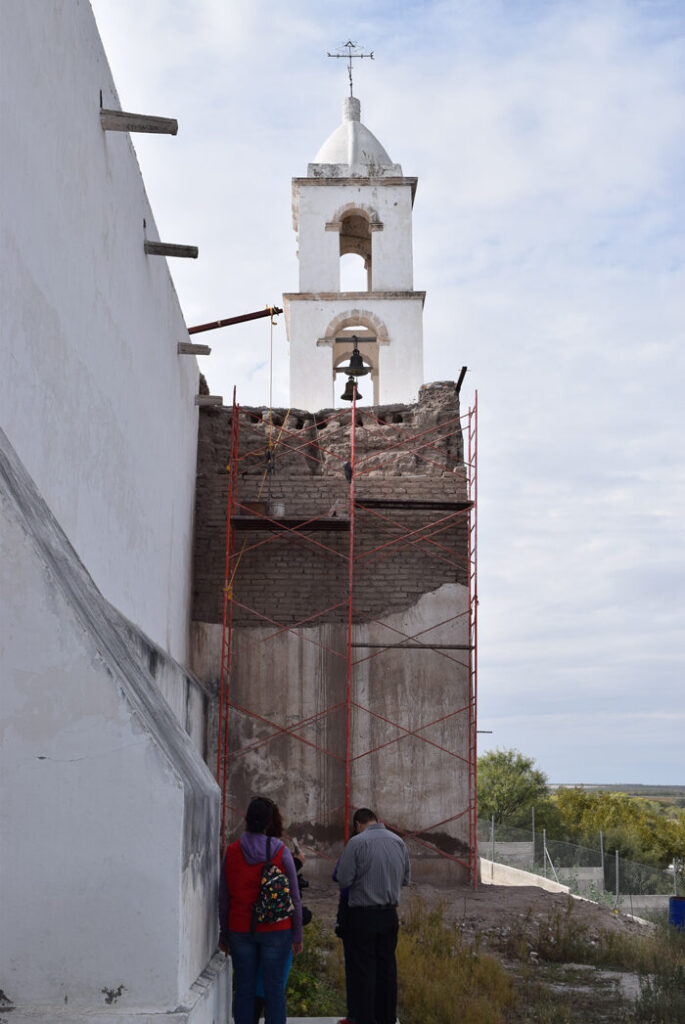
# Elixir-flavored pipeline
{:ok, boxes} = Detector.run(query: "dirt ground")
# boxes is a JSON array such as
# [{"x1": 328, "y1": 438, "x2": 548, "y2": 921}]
[
  {"x1": 300, "y1": 877, "x2": 653, "y2": 1021},
  {"x1": 300, "y1": 876, "x2": 650, "y2": 947}
]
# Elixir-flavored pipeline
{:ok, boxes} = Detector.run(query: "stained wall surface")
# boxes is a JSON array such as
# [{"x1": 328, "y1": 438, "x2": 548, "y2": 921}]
[
  {"x1": 0, "y1": 0, "x2": 199, "y2": 664},
  {"x1": 191, "y1": 383, "x2": 473, "y2": 881}
]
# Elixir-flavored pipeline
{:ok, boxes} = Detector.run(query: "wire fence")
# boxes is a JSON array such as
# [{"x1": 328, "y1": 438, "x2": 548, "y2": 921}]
[{"x1": 477, "y1": 818, "x2": 684, "y2": 904}]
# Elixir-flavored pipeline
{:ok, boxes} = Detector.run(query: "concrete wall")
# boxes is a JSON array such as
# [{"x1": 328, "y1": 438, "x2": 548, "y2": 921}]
[
  {"x1": 480, "y1": 859, "x2": 571, "y2": 894},
  {"x1": 622, "y1": 895, "x2": 673, "y2": 914},
  {"x1": 0, "y1": 0, "x2": 199, "y2": 665},
  {"x1": 0, "y1": 429, "x2": 225, "y2": 1017},
  {"x1": 482, "y1": 841, "x2": 536, "y2": 867},
  {"x1": 557, "y1": 866, "x2": 605, "y2": 896}
]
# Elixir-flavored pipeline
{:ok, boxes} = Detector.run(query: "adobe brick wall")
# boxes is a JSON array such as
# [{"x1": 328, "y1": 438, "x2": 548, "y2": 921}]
[{"x1": 192, "y1": 381, "x2": 470, "y2": 628}]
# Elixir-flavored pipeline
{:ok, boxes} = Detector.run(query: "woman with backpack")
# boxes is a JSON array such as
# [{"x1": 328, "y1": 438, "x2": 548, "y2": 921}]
[{"x1": 219, "y1": 797, "x2": 303, "y2": 1024}]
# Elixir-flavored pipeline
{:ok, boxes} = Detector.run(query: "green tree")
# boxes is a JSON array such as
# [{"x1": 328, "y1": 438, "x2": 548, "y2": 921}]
[
  {"x1": 551, "y1": 788, "x2": 685, "y2": 867},
  {"x1": 477, "y1": 748, "x2": 549, "y2": 825}
]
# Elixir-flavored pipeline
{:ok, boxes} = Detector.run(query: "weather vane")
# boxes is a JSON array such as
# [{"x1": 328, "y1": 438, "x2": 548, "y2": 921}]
[{"x1": 327, "y1": 40, "x2": 374, "y2": 97}]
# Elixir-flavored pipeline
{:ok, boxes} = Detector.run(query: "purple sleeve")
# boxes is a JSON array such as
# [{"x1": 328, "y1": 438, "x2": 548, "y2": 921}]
[
  {"x1": 281, "y1": 847, "x2": 303, "y2": 945},
  {"x1": 218, "y1": 854, "x2": 230, "y2": 945}
]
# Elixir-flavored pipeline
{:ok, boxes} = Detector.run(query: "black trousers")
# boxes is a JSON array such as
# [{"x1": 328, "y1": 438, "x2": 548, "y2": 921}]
[{"x1": 345, "y1": 906, "x2": 399, "y2": 1024}]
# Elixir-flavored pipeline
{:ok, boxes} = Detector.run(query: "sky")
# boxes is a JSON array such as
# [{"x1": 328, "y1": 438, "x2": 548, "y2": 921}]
[{"x1": 89, "y1": 0, "x2": 684, "y2": 785}]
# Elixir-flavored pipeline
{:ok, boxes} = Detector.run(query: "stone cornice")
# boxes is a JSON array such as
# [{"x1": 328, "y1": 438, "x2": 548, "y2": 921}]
[{"x1": 283, "y1": 290, "x2": 425, "y2": 305}]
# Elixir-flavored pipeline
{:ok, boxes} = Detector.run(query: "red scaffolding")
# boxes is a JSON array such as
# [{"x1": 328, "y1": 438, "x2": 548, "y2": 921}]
[{"x1": 214, "y1": 388, "x2": 479, "y2": 886}]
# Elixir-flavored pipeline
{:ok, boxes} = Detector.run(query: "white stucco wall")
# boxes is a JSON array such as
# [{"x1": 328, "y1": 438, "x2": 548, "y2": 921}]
[
  {"x1": 285, "y1": 293, "x2": 425, "y2": 410},
  {"x1": 0, "y1": 0, "x2": 199, "y2": 665},
  {"x1": 0, "y1": 4, "x2": 227, "y2": 1019},
  {"x1": 0, "y1": 429, "x2": 222, "y2": 1014}
]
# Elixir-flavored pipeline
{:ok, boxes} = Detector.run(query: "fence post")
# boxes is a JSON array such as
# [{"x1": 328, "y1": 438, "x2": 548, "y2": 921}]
[
  {"x1": 615, "y1": 849, "x2": 619, "y2": 907},
  {"x1": 543, "y1": 829, "x2": 547, "y2": 879},
  {"x1": 490, "y1": 815, "x2": 495, "y2": 864},
  {"x1": 531, "y1": 805, "x2": 535, "y2": 846}
]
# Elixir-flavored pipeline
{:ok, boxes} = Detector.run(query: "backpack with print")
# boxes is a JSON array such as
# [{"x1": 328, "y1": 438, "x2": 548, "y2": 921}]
[{"x1": 251, "y1": 837, "x2": 294, "y2": 931}]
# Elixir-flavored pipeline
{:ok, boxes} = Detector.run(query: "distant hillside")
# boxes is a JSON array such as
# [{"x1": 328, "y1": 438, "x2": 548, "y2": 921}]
[{"x1": 550, "y1": 784, "x2": 685, "y2": 807}]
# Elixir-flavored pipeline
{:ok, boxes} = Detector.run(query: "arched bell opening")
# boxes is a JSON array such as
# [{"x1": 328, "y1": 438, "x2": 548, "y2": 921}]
[
  {"x1": 339, "y1": 211, "x2": 372, "y2": 291},
  {"x1": 333, "y1": 328, "x2": 378, "y2": 406}
]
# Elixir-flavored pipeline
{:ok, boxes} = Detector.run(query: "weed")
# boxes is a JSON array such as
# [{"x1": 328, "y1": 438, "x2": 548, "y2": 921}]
[
  {"x1": 285, "y1": 919, "x2": 346, "y2": 1016},
  {"x1": 633, "y1": 963, "x2": 685, "y2": 1023},
  {"x1": 631, "y1": 920, "x2": 685, "y2": 1023},
  {"x1": 396, "y1": 899, "x2": 517, "y2": 1024},
  {"x1": 586, "y1": 878, "x2": 623, "y2": 910}
]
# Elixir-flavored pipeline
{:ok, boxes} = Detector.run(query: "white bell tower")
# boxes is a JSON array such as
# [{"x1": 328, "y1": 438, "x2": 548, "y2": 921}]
[{"x1": 284, "y1": 93, "x2": 425, "y2": 410}]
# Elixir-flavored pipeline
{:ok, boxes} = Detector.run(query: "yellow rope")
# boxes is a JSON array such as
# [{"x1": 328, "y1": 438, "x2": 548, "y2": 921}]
[{"x1": 226, "y1": 306, "x2": 288, "y2": 595}]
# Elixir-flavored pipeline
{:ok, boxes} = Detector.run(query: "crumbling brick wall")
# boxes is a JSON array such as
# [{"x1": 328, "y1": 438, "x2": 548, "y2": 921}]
[{"x1": 192, "y1": 382, "x2": 469, "y2": 628}]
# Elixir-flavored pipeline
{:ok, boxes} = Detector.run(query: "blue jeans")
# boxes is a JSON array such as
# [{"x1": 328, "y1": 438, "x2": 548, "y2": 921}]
[{"x1": 228, "y1": 929, "x2": 292, "y2": 1024}]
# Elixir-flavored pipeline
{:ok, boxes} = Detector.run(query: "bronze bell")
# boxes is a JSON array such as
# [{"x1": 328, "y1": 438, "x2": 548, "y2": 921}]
[
  {"x1": 347, "y1": 346, "x2": 369, "y2": 376},
  {"x1": 341, "y1": 376, "x2": 362, "y2": 402}
]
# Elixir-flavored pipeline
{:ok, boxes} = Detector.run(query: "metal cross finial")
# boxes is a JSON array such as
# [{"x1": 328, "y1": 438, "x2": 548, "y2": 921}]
[{"x1": 327, "y1": 40, "x2": 374, "y2": 97}]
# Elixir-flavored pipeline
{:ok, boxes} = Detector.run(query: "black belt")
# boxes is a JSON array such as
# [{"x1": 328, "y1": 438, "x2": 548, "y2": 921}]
[{"x1": 350, "y1": 903, "x2": 397, "y2": 910}]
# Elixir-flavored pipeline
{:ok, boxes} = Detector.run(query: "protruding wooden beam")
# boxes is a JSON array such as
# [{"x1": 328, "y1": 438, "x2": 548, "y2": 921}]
[
  {"x1": 144, "y1": 241, "x2": 198, "y2": 259},
  {"x1": 178, "y1": 342, "x2": 211, "y2": 356},
  {"x1": 100, "y1": 109, "x2": 178, "y2": 135},
  {"x1": 195, "y1": 395, "x2": 223, "y2": 407}
]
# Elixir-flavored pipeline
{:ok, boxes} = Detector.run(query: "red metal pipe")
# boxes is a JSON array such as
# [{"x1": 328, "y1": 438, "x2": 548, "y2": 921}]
[
  {"x1": 188, "y1": 306, "x2": 283, "y2": 335},
  {"x1": 344, "y1": 400, "x2": 356, "y2": 842}
]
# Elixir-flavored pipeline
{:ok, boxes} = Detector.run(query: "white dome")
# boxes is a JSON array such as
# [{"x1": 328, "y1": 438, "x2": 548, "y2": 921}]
[{"x1": 308, "y1": 97, "x2": 402, "y2": 178}]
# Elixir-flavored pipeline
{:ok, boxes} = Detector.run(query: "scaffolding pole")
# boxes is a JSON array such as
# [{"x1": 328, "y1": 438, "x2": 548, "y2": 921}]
[{"x1": 214, "y1": 391, "x2": 479, "y2": 881}]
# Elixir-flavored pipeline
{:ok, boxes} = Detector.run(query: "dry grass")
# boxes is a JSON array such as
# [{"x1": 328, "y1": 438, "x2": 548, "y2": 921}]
[
  {"x1": 396, "y1": 898, "x2": 517, "y2": 1024},
  {"x1": 288, "y1": 895, "x2": 685, "y2": 1024}
]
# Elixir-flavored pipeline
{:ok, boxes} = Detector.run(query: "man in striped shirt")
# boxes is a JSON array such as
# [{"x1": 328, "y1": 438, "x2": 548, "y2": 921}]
[{"x1": 336, "y1": 808, "x2": 411, "y2": 1024}]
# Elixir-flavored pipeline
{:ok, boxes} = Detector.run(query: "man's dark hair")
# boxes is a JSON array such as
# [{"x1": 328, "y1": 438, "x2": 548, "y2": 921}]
[{"x1": 353, "y1": 807, "x2": 378, "y2": 827}]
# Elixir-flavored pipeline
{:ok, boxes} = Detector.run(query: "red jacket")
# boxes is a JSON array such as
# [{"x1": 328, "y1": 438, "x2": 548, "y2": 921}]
[{"x1": 220, "y1": 836, "x2": 302, "y2": 940}]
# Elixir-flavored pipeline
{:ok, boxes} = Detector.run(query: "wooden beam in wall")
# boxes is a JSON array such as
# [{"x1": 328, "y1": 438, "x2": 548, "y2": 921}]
[
  {"x1": 100, "y1": 109, "x2": 178, "y2": 135},
  {"x1": 178, "y1": 342, "x2": 212, "y2": 355},
  {"x1": 144, "y1": 241, "x2": 198, "y2": 259},
  {"x1": 195, "y1": 395, "x2": 223, "y2": 407}
]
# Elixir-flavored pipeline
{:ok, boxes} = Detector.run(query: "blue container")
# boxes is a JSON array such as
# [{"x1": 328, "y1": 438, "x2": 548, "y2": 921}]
[{"x1": 669, "y1": 896, "x2": 685, "y2": 929}]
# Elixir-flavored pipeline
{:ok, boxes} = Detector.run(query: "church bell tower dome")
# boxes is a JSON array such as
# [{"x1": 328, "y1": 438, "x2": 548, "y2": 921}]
[{"x1": 310, "y1": 96, "x2": 402, "y2": 178}]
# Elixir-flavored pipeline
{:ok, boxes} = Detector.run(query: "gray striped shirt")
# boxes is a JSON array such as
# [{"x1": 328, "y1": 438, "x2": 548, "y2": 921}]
[{"x1": 336, "y1": 823, "x2": 411, "y2": 907}]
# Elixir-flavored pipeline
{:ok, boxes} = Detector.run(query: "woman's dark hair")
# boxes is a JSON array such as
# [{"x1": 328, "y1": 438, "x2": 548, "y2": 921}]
[
  {"x1": 265, "y1": 802, "x2": 284, "y2": 839},
  {"x1": 245, "y1": 797, "x2": 274, "y2": 834},
  {"x1": 245, "y1": 795, "x2": 284, "y2": 837}
]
